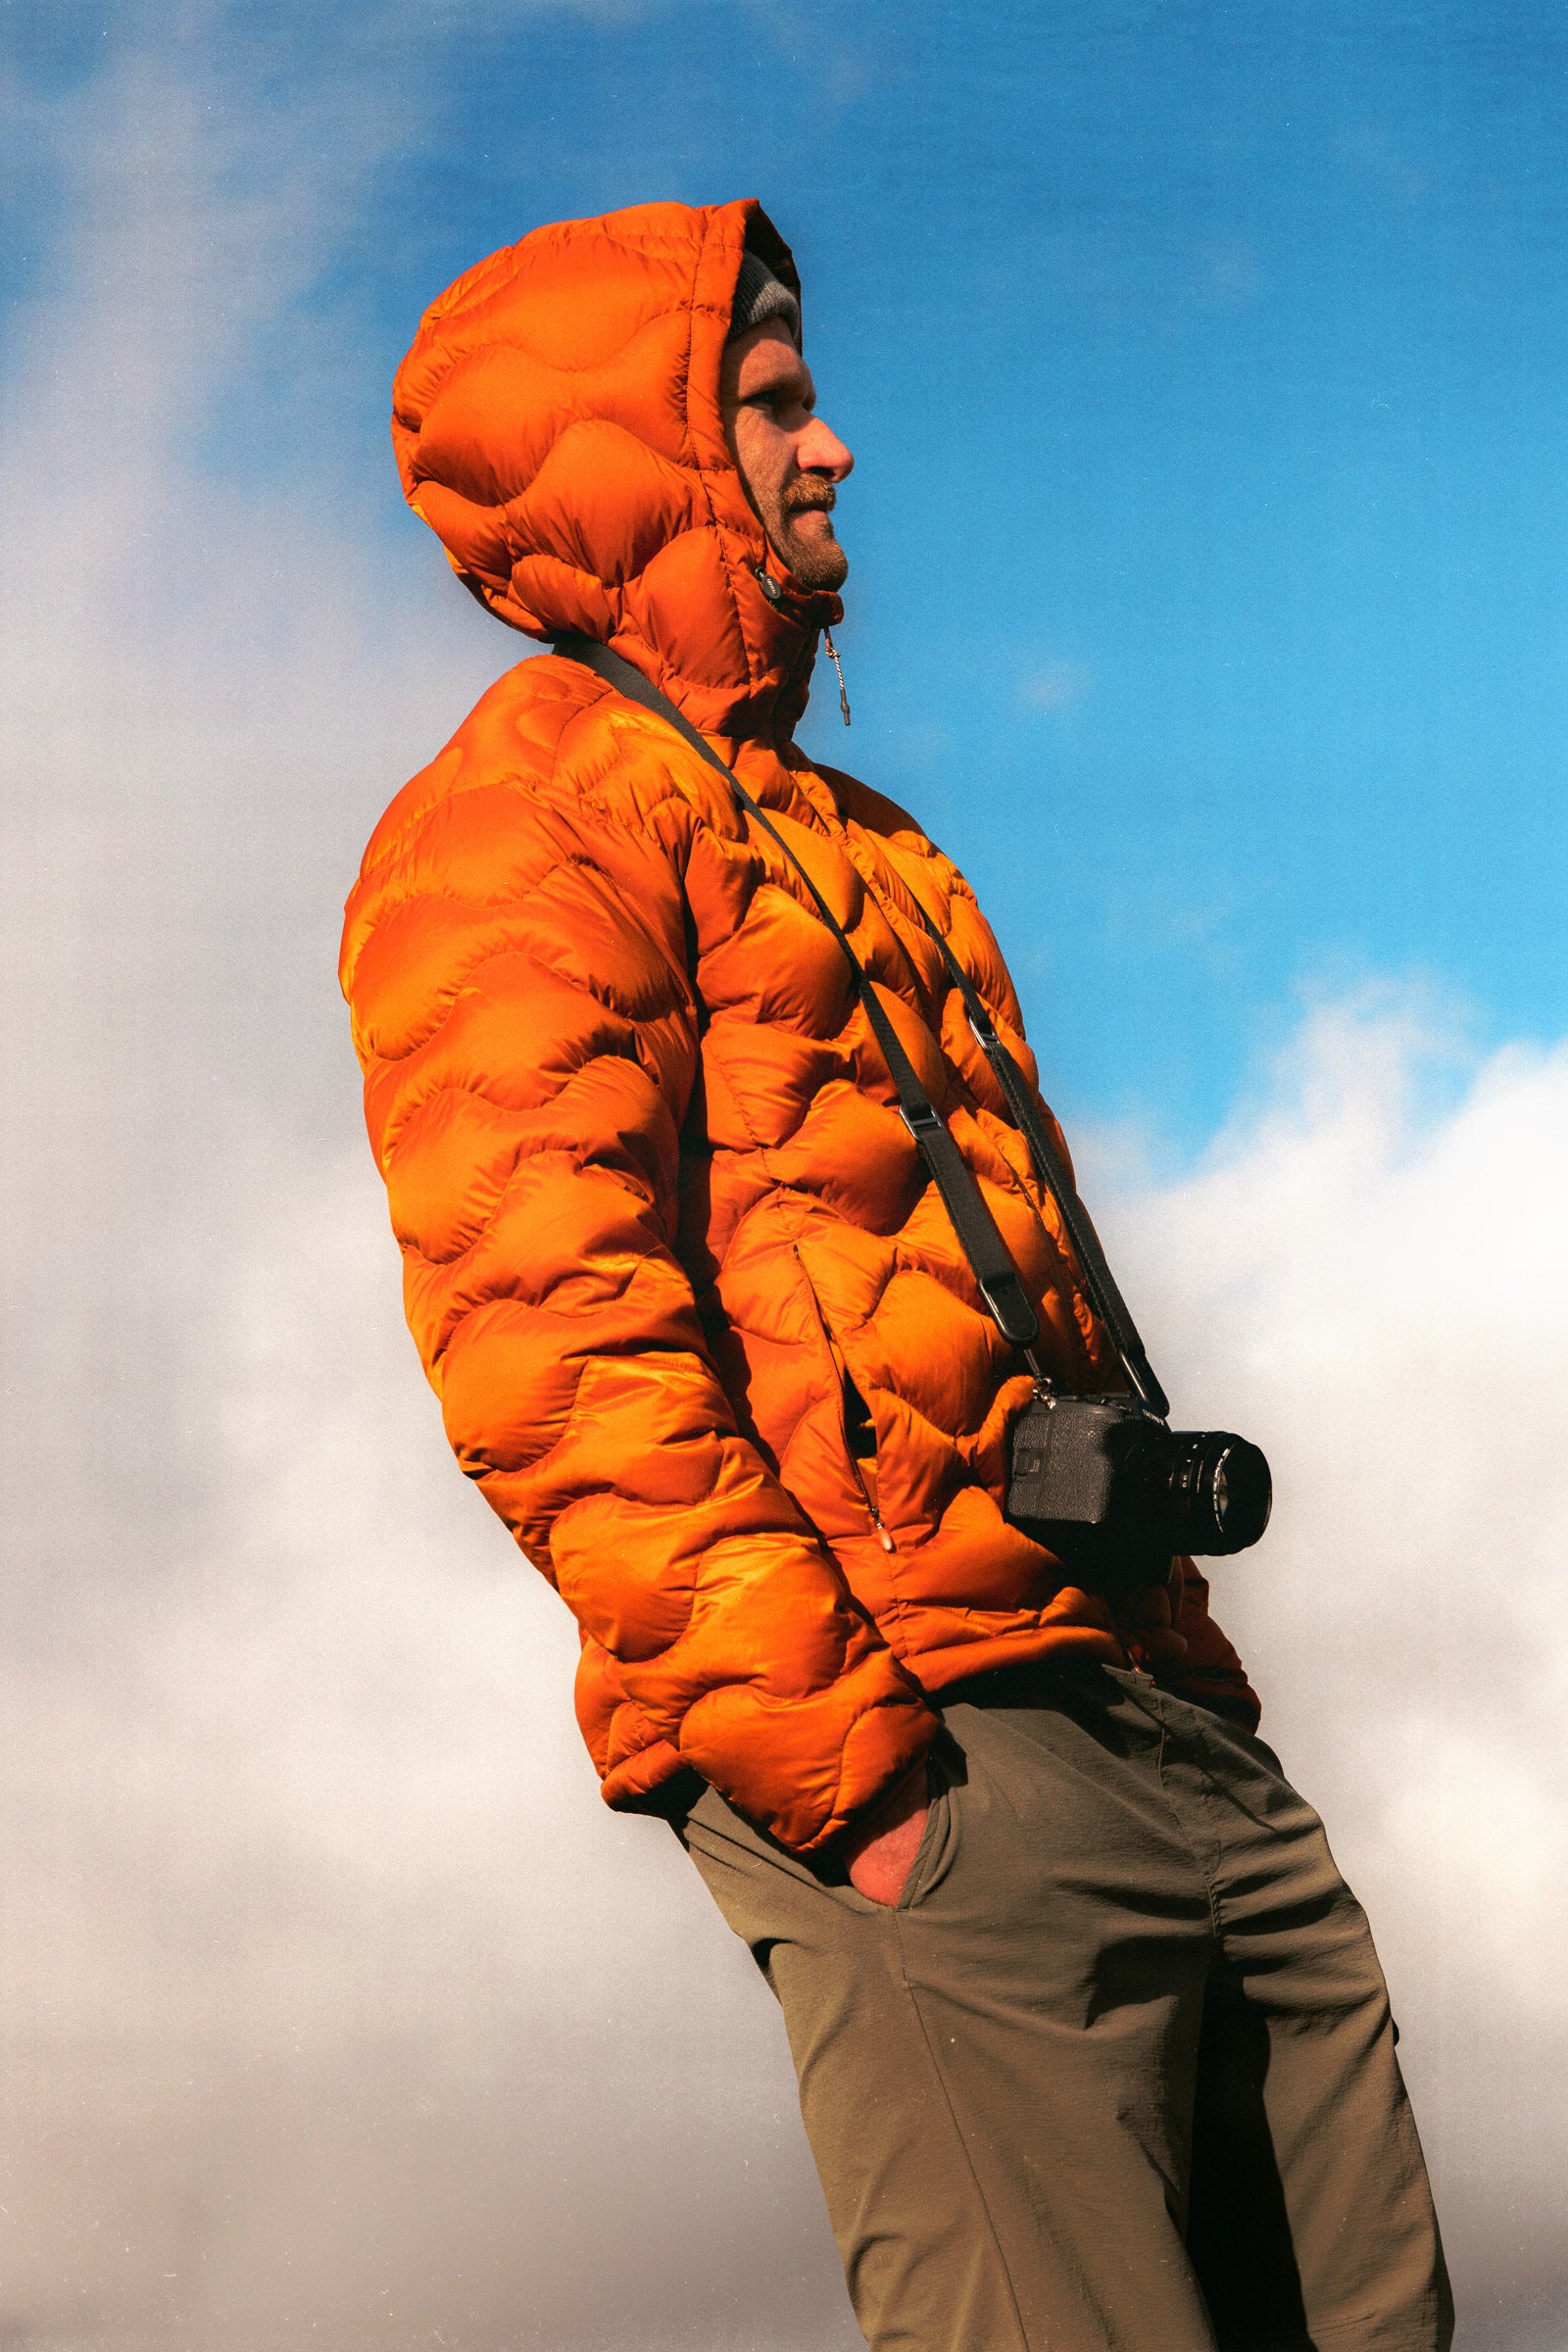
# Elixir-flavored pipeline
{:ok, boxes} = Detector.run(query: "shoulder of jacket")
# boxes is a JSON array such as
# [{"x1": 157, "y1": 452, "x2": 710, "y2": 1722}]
[
  {"x1": 785, "y1": 749, "x2": 1024, "y2": 1019},
  {"x1": 356, "y1": 653, "x2": 746, "y2": 886},
  {"x1": 796, "y1": 750, "x2": 975, "y2": 915},
  {"x1": 338, "y1": 654, "x2": 753, "y2": 1007},
  {"x1": 807, "y1": 756, "x2": 935, "y2": 854}
]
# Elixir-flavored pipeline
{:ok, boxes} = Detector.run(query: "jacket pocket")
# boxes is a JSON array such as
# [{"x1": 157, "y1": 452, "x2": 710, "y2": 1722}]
[{"x1": 789, "y1": 1244, "x2": 896, "y2": 1549}]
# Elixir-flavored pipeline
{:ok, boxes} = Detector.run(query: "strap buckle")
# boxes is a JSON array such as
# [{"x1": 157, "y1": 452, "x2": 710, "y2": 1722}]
[{"x1": 978, "y1": 1272, "x2": 1043, "y2": 1350}]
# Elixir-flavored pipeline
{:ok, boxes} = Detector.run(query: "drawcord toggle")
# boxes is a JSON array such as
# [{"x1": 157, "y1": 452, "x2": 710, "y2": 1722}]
[{"x1": 823, "y1": 626, "x2": 852, "y2": 726}]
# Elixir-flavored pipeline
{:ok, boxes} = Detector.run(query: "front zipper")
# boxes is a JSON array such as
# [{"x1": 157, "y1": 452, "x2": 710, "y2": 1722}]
[{"x1": 866, "y1": 1493, "x2": 897, "y2": 1554}]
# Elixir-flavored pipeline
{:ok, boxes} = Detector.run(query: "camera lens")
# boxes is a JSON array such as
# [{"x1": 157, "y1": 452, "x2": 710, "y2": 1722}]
[{"x1": 1160, "y1": 1430, "x2": 1272, "y2": 1555}]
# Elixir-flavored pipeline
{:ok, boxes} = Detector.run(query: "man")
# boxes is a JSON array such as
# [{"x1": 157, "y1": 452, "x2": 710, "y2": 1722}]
[{"x1": 341, "y1": 200, "x2": 1451, "y2": 2350}]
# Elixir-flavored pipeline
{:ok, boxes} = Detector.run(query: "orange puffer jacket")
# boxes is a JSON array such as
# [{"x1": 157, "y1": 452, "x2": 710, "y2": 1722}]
[{"x1": 340, "y1": 199, "x2": 1257, "y2": 1853}]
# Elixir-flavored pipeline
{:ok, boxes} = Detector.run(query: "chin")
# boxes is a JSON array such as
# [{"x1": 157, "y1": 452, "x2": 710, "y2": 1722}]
[
  {"x1": 770, "y1": 509, "x2": 841, "y2": 588},
  {"x1": 788, "y1": 535, "x2": 849, "y2": 593}
]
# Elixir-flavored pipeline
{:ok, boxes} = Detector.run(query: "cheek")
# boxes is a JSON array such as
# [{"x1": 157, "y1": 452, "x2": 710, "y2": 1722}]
[{"x1": 733, "y1": 416, "x2": 789, "y2": 514}]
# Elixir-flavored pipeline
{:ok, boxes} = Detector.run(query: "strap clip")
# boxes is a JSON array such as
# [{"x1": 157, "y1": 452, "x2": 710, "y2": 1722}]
[
  {"x1": 979, "y1": 1272, "x2": 1044, "y2": 1350},
  {"x1": 899, "y1": 1102, "x2": 944, "y2": 1140}
]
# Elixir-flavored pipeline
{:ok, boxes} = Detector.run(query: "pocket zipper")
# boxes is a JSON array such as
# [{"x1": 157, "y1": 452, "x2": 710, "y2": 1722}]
[{"x1": 838, "y1": 1358, "x2": 896, "y2": 1552}]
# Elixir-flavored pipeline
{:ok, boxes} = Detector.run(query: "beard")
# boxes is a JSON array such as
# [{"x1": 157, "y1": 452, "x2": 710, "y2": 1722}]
[{"x1": 772, "y1": 479, "x2": 849, "y2": 592}]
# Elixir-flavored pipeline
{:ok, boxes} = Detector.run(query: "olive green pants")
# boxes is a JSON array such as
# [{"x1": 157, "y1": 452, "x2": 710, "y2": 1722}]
[{"x1": 676, "y1": 1663, "x2": 1452, "y2": 2352}]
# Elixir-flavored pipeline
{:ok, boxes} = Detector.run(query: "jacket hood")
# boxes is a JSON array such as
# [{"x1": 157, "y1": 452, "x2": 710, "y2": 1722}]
[{"x1": 391, "y1": 199, "x2": 842, "y2": 738}]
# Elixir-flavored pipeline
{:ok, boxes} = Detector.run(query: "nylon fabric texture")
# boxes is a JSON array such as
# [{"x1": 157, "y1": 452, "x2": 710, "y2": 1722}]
[{"x1": 340, "y1": 199, "x2": 1258, "y2": 1853}]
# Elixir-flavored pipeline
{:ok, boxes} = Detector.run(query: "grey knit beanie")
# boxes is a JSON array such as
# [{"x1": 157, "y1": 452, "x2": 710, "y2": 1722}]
[{"x1": 729, "y1": 249, "x2": 802, "y2": 347}]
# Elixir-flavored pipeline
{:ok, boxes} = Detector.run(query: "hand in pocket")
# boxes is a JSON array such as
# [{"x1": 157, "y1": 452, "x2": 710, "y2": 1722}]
[{"x1": 842, "y1": 1760, "x2": 931, "y2": 1906}]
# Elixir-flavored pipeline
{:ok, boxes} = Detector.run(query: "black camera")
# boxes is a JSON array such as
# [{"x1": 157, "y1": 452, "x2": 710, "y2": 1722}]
[{"x1": 1007, "y1": 1392, "x2": 1272, "y2": 1593}]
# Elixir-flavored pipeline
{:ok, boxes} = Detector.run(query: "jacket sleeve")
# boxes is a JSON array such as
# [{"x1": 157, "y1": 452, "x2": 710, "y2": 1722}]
[
  {"x1": 340, "y1": 756, "x2": 935, "y2": 1853},
  {"x1": 1161, "y1": 1561, "x2": 1261, "y2": 1729}
]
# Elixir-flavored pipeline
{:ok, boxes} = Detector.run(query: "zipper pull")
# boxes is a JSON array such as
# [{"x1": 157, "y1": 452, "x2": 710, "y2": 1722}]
[
  {"x1": 823, "y1": 626, "x2": 852, "y2": 726},
  {"x1": 874, "y1": 1517, "x2": 896, "y2": 1554}
]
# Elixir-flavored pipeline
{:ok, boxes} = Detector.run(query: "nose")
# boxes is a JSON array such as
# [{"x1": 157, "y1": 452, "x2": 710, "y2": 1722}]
[{"x1": 798, "y1": 416, "x2": 854, "y2": 481}]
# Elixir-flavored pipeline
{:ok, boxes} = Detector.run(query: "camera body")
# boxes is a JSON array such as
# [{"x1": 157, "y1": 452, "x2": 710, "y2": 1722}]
[{"x1": 1007, "y1": 1392, "x2": 1272, "y2": 1595}]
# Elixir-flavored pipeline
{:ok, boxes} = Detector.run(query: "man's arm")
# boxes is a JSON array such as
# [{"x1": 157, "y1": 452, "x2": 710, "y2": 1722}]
[
  {"x1": 341, "y1": 756, "x2": 936, "y2": 1853},
  {"x1": 1158, "y1": 1561, "x2": 1261, "y2": 1727}
]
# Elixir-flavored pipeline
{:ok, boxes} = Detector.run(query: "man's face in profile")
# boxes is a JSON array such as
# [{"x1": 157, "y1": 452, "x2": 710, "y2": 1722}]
[{"x1": 720, "y1": 318, "x2": 856, "y2": 592}]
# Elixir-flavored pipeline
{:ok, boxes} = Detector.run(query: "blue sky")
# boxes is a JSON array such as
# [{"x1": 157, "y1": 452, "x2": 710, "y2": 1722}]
[{"x1": 11, "y1": 0, "x2": 1563, "y2": 1147}]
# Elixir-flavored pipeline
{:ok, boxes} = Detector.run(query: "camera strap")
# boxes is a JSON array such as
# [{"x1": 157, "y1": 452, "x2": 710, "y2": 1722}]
[
  {"x1": 895, "y1": 907, "x2": 1168, "y2": 1416},
  {"x1": 549, "y1": 635, "x2": 1158, "y2": 1402}
]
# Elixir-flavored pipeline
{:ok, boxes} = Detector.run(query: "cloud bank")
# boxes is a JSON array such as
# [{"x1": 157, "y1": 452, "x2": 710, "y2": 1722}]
[
  {"x1": 0, "y1": 15, "x2": 1562, "y2": 2350},
  {"x1": 1093, "y1": 995, "x2": 1568, "y2": 2352},
  {"x1": 6, "y1": 998, "x2": 1564, "y2": 2351}
]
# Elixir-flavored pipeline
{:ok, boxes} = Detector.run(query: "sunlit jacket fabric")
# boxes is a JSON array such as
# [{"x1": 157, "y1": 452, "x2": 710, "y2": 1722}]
[{"x1": 339, "y1": 199, "x2": 1257, "y2": 1853}]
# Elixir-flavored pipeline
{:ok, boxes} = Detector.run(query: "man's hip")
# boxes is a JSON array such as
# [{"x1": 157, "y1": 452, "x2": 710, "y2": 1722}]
[{"x1": 675, "y1": 1661, "x2": 1452, "y2": 2352}]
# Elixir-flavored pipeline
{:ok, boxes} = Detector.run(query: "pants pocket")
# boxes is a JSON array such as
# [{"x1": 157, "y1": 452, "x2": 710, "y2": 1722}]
[{"x1": 897, "y1": 1729, "x2": 964, "y2": 1910}]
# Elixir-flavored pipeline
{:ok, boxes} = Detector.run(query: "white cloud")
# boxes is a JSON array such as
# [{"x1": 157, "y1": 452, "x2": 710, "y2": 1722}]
[
  {"x1": 9, "y1": 986, "x2": 1565, "y2": 2349},
  {"x1": 1092, "y1": 990, "x2": 1568, "y2": 2340},
  {"x1": 0, "y1": 18, "x2": 857, "y2": 2350},
  {"x1": 0, "y1": 1147, "x2": 852, "y2": 2349}
]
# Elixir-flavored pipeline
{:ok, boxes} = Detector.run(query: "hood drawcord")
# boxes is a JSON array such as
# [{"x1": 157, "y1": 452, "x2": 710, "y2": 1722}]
[
  {"x1": 823, "y1": 626, "x2": 852, "y2": 727},
  {"x1": 753, "y1": 564, "x2": 852, "y2": 726}
]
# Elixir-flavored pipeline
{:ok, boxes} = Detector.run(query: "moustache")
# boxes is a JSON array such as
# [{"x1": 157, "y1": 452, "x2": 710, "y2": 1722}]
[{"x1": 783, "y1": 481, "x2": 838, "y2": 517}]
